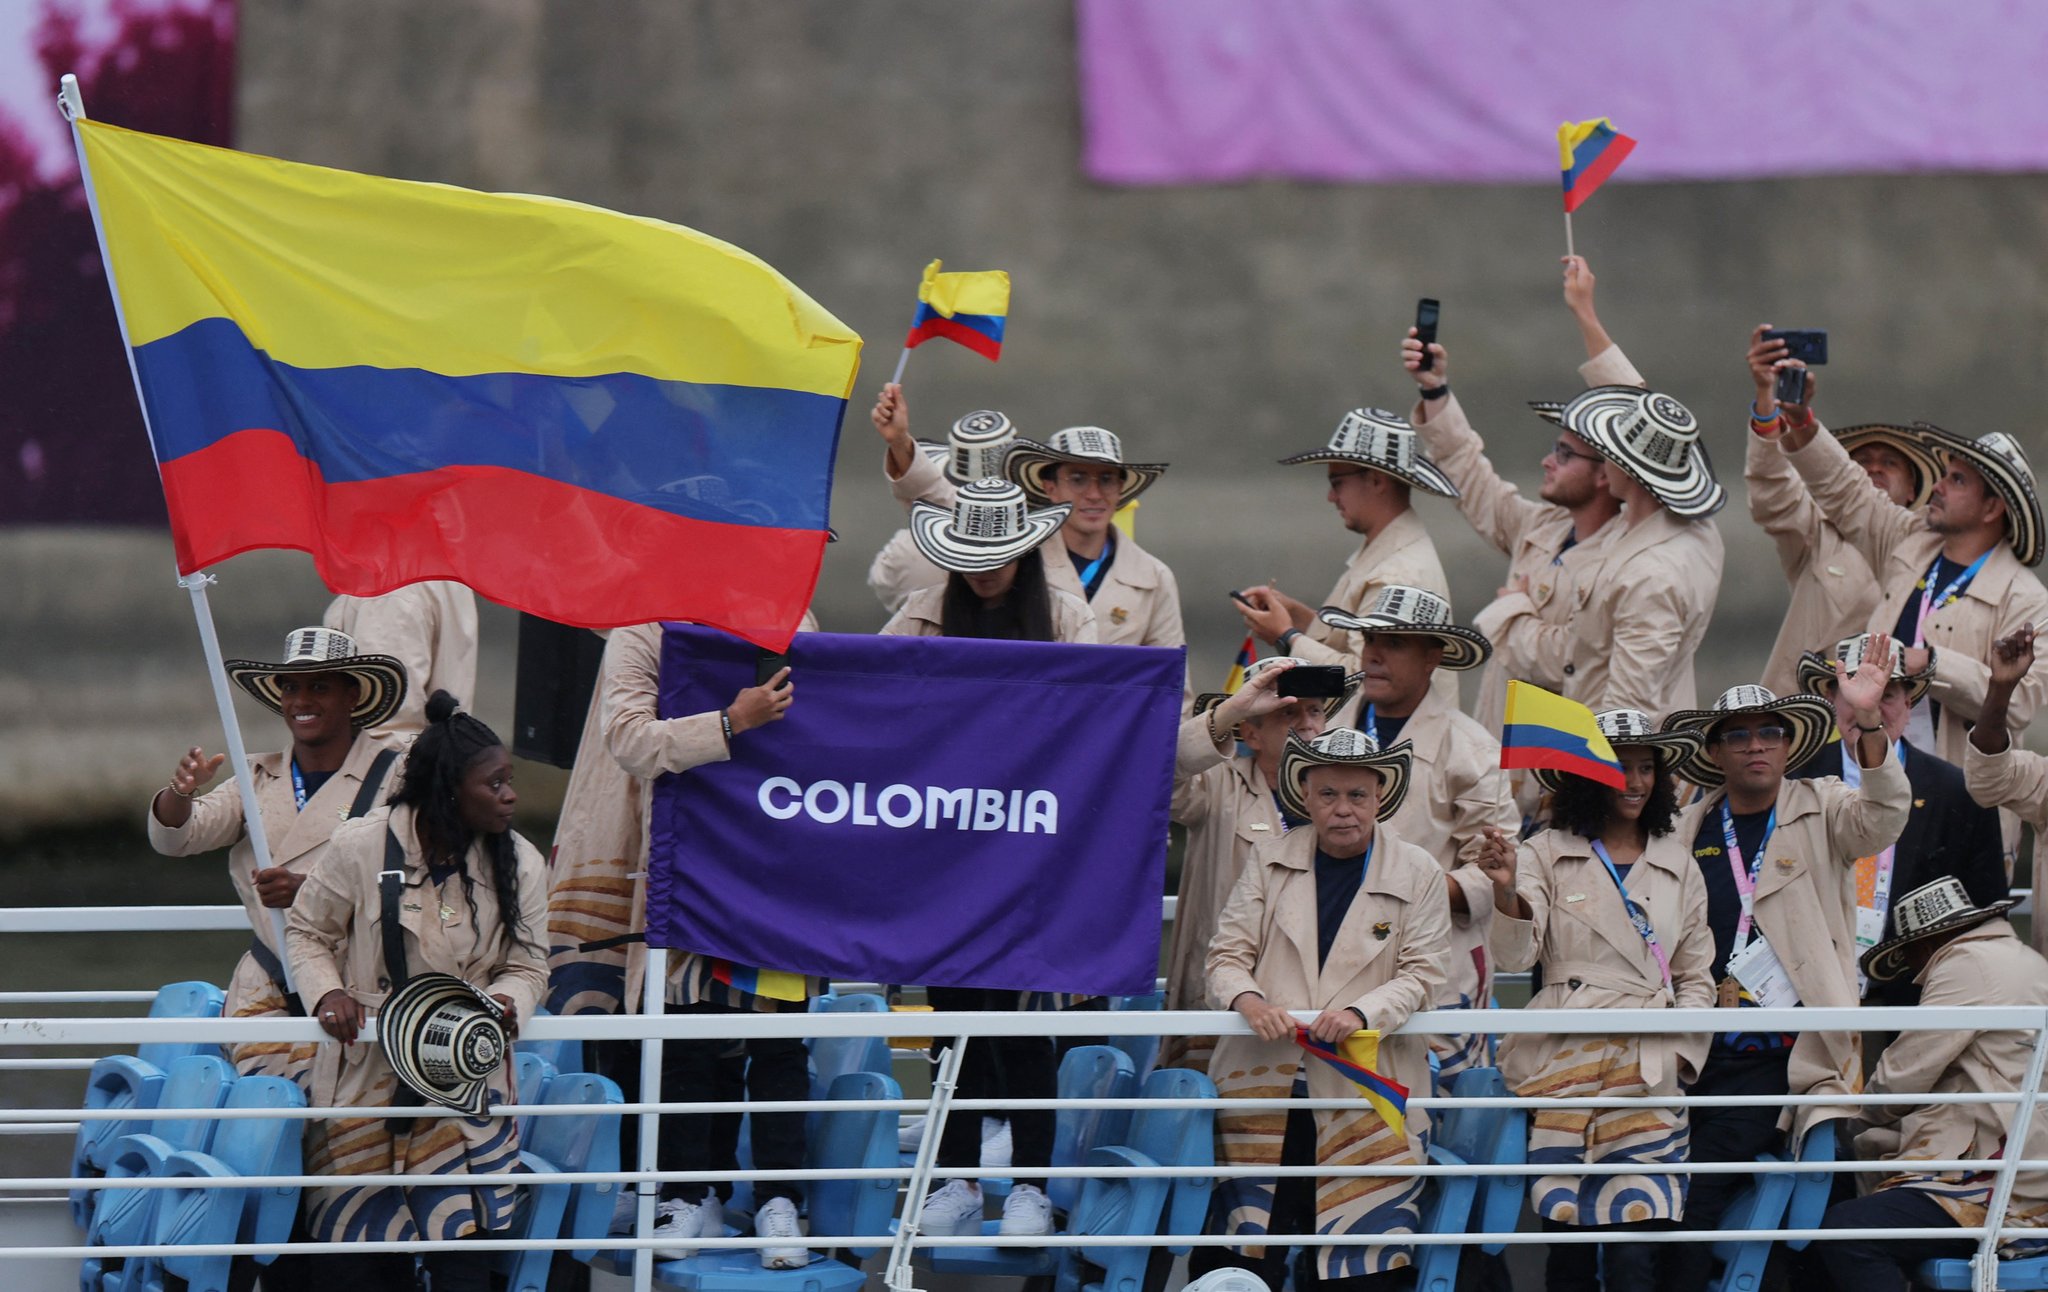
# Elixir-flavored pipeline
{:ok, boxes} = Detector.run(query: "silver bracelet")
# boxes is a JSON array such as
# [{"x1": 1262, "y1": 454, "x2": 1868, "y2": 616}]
[{"x1": 166, "y1": 782, "x2": 197, "y2": 801}]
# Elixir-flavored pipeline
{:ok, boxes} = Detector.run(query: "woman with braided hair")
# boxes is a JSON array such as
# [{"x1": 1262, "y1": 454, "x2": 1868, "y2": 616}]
[{"x1": 285, "y1": 690, "x2": 548, "y2": 1292}]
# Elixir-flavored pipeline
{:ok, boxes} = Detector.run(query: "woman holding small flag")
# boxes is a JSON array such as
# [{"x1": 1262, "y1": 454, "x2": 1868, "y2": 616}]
[
  {"x1": 1202, "y1": 727, "x2": 1451, "y2": 1288},
  {"x1": 1480, "y1": 697, "x2": 1716, "y2": 1291}
]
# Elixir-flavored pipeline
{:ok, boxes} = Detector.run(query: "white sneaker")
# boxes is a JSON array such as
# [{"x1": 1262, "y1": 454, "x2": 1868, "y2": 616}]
[
  {"x1": 755, "y1": 1196, "x2": 808, "y2": 1269},
  {"x1": 651, "y1": 1194, "x2": 724, "y2": 1260},
  {"x1": 918, "y1": 1179, "x2": 984, "y2": 1237},
  {"x1": 898, "y1": 1113, "x2": 927, "y2": 1153},
  {"x1": 980, "y1": 1117, "x2": 1013, "y2": 1168},
  {"x1": 608, "y1": 1187, "x2": 640, "y2": 1236},
  {"x1": 998, "y1": 1183, "x2": 1053, "y2": 1237}
]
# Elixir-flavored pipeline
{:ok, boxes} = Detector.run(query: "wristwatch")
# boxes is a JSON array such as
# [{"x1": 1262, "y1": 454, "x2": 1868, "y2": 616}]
[{"x1": 1419, "y1": 383, "x2": 1450, "y2": 401}]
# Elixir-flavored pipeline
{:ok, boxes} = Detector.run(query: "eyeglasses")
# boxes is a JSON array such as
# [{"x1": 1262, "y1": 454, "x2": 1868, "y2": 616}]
[
  {"x1": 1709, "y1": 725, "x2": 1790, "y2": 750},
  {"x1": 1547, "y1": 439, "x2": 1603, "y2": 465}
]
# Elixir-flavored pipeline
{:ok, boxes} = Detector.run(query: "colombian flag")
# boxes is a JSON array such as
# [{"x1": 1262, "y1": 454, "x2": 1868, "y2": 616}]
[
  {"x1": 904, "y1": 259, "x2": 1009, "y2": 361},
  {"x1": 710, "y1": 959, "x2": 809, "y2": 1003},
  {"x1": 1296, "y1": 1028, "x2": 1408, "y2": 1139},
  {"x1": 78, "y1": 120, "x2": 861, "y2": 651},
  {"x1": 1223, "y1": 632, "x2": 1256, "y2": 693},
  {"x1": 1501, "y1": 681, "x2": 1625, "y2": 790},
  {"x1": 1558, "y1": 118, "x2": 1637, "y2": 213}
]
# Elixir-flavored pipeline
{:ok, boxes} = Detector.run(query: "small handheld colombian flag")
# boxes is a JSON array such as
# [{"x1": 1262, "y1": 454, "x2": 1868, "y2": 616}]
[
  {"x1": 710, "y1": 958, "x2": 808, "y2": 1003},
  {"x1": 1558, "y1": 118, "x2": 1636, "y2": 214},
  {"x1": 1296, "y1": 1028, "x2": 1408, "y2": 1138},
  {"x1": 1222, "y1": 632, "x2": 1256, "y2": 693},
  {"x1": 904, "y1": 258, "x2": 1010, "y2": 361},
  {"x1": 1500, "y1": 681, "x2": 1625, "y2": 790}
]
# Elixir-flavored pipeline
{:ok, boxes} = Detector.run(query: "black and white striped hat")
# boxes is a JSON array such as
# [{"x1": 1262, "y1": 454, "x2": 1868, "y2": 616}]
[
  {"x1": 916, "y1": 409, "x2": 1020, "y2": 486},
  {"x1": 224, "y1": 627, "x2": 408, "y2": 730},
  {"x1": 908, "y1": 478, "x2": 1072, "y2": 573},
  {"x1": 1279, "y1": 408, "x2": 1458, "y2": 498}
]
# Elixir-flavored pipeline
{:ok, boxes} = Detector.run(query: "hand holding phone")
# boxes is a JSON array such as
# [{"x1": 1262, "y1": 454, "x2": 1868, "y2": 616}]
[
  {"x1": 756, "y1": 650, "x2": 792, "y2": 687},
  {"x1": 1760, "y1": 328, "x2": 1827, "y2": 367},
  {"x1": 1773, "y1": 364, "x2": 1809, "y2": 407},
  {"x1": 1276, "y1": 665, "x2": 1348, "y2": 700},
  {"x1": 1413, "y1": 298, "x2": 1441, "y2": 372}
]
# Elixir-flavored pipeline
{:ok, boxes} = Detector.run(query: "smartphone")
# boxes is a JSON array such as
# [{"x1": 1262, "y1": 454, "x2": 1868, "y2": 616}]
[
  {"x1": 1774, "y1": 364, "x2": 1809, "y2": 406},
  {"x1": 1762, "y1": 328, "x2": 1828, "y2": 366},
  {"x1": 1229, "y1": 589, "x2": 1257, "y2": 608},
  {"x1": 1275, "y1": 664, "x2": 1349, "y2": 699},
  {"x1": 755, "y1": 650, "x2": 791, "y2": 687},
  {"x1": 1414, "y1": 298, "x2": 1441, "y2": 371}
]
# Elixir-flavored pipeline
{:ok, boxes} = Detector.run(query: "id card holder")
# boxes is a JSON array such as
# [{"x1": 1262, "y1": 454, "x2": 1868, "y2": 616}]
[
  {"x1": 1855, "y1": 904, "x2": 1888, "y2": 950},
  {"x1": 1727, "y1": 936, "x2": 1801, "y2": 1010}
]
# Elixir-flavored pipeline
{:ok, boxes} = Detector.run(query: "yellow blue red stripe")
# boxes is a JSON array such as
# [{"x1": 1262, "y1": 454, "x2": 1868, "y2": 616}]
[
  {"x1": 1500, "y1": 681, "x2": 1625, "y2": 789},
  {"x1": 1559, "y1": 118, "x2": 1637, "y2": 213},
  {"x1": 1296, "y1": 1029, "x2": 1409, "y2": 1138}
]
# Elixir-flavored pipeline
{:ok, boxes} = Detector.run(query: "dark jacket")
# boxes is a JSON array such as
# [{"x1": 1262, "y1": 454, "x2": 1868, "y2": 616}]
[{"x1": 1791, "y1": 738, "x2": 2009, "y2": 1007}]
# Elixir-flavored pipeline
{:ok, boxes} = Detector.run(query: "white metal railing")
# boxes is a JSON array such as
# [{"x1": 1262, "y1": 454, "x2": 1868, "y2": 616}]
[{"x1": 9, "y1": 987, "x2": 2048, "y2": 1292}]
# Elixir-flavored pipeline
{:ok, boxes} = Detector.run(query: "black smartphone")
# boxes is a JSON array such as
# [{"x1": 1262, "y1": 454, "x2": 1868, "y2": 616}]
[
  {"x1": 755, "y1": 650, "x2": 791, "y2": 687},
  {"x1": 1414, "y1": 298, "x2": 1441, "y2": 371},
  {"x1": 1761, "y1": 328, "x2": 1827, "y2": 366},
  {"x1": 1275, "y1": 664, "x2": 1348, "y2": 699},
  {"x1": 1229, "y1": 588, "x2": 1257, "y2": 608},
  {"x1": 1774, "y1": 364, "x2": 1809, "y2": 406}
]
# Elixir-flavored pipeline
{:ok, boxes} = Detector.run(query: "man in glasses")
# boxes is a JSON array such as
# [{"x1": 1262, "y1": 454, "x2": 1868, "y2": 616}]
[{"x1": 1658, "y1": 642, "x2": 1911, "y2": 1291}]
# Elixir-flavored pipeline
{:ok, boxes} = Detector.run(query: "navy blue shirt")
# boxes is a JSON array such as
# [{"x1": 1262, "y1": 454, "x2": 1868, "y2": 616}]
[
  {"x1": 1313, "y1": 845, "x2": 1370, "y2": 968},
  {"x1": 1693, "y1": 804, "x2": 1794, "y2": 1053}
]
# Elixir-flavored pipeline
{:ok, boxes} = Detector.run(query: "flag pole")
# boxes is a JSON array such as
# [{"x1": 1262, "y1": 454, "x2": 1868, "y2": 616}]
[
  {"x1": 1564, "y1": 209, "x2": 1575, "y2": 259},
  {"x1": 890, "y1": 343, "x2": 911, "y2": 386},
  {"x1": 58, "y1": 73, "x2": 295, "y2": 989}
]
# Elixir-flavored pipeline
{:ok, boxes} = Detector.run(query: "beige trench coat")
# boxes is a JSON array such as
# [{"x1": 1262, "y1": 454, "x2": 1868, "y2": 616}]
[
  {"x1": 1206, "y1": 824, "x2": 1452, "y2": 1278},
  {"x1": 1410, "y1": 391, "x2": 1621, "y2": 741},
  {"x1": 1370, "y1": 686, "x2": 1519, "y2": 1066},
  {"x1": 1165, "y1": 712, "x2": 1290, "y2": 1069},
  {"x1": 1853, "y1": 918, "x2": 2048, "y2": 1239},
  {"x1": 146, "y1": 731, "x2": 402, "y2": 1075},
  {"x1": 324, "y1": 582, "x2": 479, "y2": 735},
  {"x1": 1963, "y1": 743, "x2": 2048, "y2": 956},
  {"x1": 1041, "y1": 534, "x2": 1186, "y2": 650},
  {"x1": 1744, "y1": 425, "x2": 1883, "y2": 698},
  {"x1": 1492, "y1": 829, "x2": 1717, "y2": 1225},
  {"x1": 284, "y1": 802, "x2": 548, "y2": 1241},
  {"x1": 867, "y1": 449, "x2": 954, "y2": 612},
  {"x1": 1292, "y1": 506, "x2": 1458, "y2": 708},
  {"x1": 599, "y1": 618, "x2": 823, "y2": 1010},
  {"x1": 879, "y1": 583, "x2": 1098, "y2": 641},
  {"x1": 1675, "y1": 756, "x2": 1911, "y2": 1136},
  {"x1": 1782, "y1": 421, "x2": 2048, "y2": 768}
]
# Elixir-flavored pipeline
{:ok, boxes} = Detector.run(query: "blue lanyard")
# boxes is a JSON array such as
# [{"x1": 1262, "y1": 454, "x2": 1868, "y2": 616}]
[
  {"x1": 289, "y1": 758, "x2": 308, "y2": 812},
  {"x1": 1589, "y1": 840, "x2": 1671, "y2": 986},
  {"x1": 1719, "y1": 801, "x2": 1776, "y2": 948},
  {"x1": 1075, "y1": 537, "x2": 1112, "y2": 595},
  {"x1": 1919, "y1": 548, "x2": 1991, "y2": 618}
]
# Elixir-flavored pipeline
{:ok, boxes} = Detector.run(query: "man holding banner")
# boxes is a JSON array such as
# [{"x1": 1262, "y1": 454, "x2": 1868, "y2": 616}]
[{"x1": 1203, "y1": 728, "x2": 1451, "y2": 1288}]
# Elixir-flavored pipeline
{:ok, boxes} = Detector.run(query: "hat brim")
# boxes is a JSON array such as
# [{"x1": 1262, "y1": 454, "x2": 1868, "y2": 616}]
[
  {"x1": 1315, "y1": 607, "x2": 1491, "y2": 671},
  {"x1": 1530, "y1": 730, "x2": 1702, "y2": 795},
  {"x1": 1662, "y1": 695, "x2": 1837, "y2": 788},
  {"x1": 379, "y1": 972, "x2": 508, "y2": 1116},
  {"x1": 1004, "y1": 440, "x2": 1168, "y2": 508},
  {"x1": 1835, "y1": 424, "x2": 1943, "y2": 509},
  {"x1": 1278, "y1": 735, "x2": 1412, "y2": 823},
  {"x1": 1191, "y1": 673, "x2": 1363, "y2": 735},
  {"x1": 1561, "y1": 386, "x2": 1726, "y2": 519},
  {"x1": 1792, "y1": 651, "x2": 1932, "y2": 708},
  {"x1": 1915, "y1": 423, "x2": 2043, "y2": 567},
  {"x1": 1276, "y1": 449, "x2": 1459, "y2": 499},
  {"x1": 1860, "y1": 902, "x2": 2018, "y2": 983},
  {"x1": 225, "y1": 655, "x2": 409, "y2": 730},
  {"x1": 907, "y1": 498, "x2": 1072, "y2": 573}
]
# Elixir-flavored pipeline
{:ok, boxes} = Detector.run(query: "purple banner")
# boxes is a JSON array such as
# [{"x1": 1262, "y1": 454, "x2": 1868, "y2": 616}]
[
  {"x1": 646, "y1": 626, "x2": 1184, "y2": 997},
  {"x1": 1078, "y1": 0, "x2": 2048, "y2": 186}
]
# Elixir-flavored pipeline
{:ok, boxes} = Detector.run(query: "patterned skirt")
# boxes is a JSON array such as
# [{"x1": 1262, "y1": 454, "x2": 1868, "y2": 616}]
[
  {"x1": 1520, "y1": 1035, "x2": 1688, "y2": 1226},
  {"x1": 224, "y1": 951, "x2": 318, "y2": 1089},
  {"x1": 1214, "y1": 1067, "x2": 1424, "y2": 1279}
]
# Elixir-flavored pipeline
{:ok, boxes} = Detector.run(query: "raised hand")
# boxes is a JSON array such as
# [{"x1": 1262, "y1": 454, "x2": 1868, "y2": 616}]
[
  {"x1": 169, "y1": 746, "x2": 225, "y2": 798},
  {"x1": 1562, "y1": 255, "x2": 1597, "y2": 315},
  {"x1": 1216, "y1": 658, "x2": 1297, "y2": 728},
  {"x1": 1990, "y1": 626, "x2": 2036, "y2": 690},
  {"x1": 1837, "y1": 631, "x2": 1895, "y2": 723},
  {"x1": 1747, "y1": 324, "x2": 1788, "y2": 408},
  {"x1": 870, "y1": 382, "x2": 909, "y2": 445},
  {"x1": 1401, "y1": 327, "x2": 1447, "y2": 386}
]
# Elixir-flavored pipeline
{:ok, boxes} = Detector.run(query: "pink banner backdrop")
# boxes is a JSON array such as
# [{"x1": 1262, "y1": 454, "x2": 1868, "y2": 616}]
[{"x1": 1077, "y1": 0, "x2": 2048, "y2": 186}]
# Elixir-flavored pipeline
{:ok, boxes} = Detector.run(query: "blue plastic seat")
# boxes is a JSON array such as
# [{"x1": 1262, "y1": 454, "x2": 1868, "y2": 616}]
[
  {"x1": 512, "y1": 1051, "x2": 559, "y2": 1142},
  {"x1": 1414, "y1": 1066, "x2": 1517, "y2": 1292},
  {"x1": 1124, "y1": 1067, "x2": 1216, "y2": 1256},
  {"x1": 135, "y1": 981, "x2": 227, "y2": 1071},
  {"x1": 652, "y1": 1070, "x2": 903, "y2": 1292},
  {"x1": 1782, "y1": 1120, "x2": 1837, "y2": 1253},
  {"x1": 80, "y1": 1055, "x2": 234, "y2": 1292},
  {"x1": 922, "y1": 1145, "x2": 1168, "y2": 1283},
  {"x1": 1707, "y1": 1150, "x2": 1796, "y2": 1292},
  {"x1": 152, "y1": 1076, "x2": 308, "y2": 1292},
  {"x1": 497, "y1": 1071, "x2": 626, "y2": 1292},
  {"x1": 1919, "y1": 1253, "x2": 2048, "y2": 1289},
  {"x1": 1105, "y1": 994, "x2": 1163, "y2": 1082},
  {"x1": 806, "y1": 993, "x2": 891, "y2": 1141},
  {"x1": 515, "y1": 1007, "x2": 583, "y2": 1076},
  {"x1": 73, "y1": 1057, "x2": 168, "y2": 1226},
  {"x1": 1048, "y1": 1046, "x2": 1138, "y2": 1215}
]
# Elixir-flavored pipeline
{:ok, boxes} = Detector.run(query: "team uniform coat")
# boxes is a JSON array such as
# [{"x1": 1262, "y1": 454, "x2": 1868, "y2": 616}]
[
  {"x1": 1370, "y1": 686, "x2": 1519, "y2": 1078},
  {"x1": 1165, "y1": 712, "x2": 1291, "y2": 1071},
  {"x1": 145, "y1": 731, "x2": 401, "y2": 1082},
  {"x1": 284, "y1": 803, "x2": 548, "y2": 1243},
  {"x1": 1674, "y1": 756, "x2": 1911, "y2": 1137},
  {"x1": 1964, "y1": 743, "x2": 2048, "y2": 957},
  {"x1": 1744, "y1": 425, "x2": 1883, "y2": 698},
  {"x1": 1291, "y1": 506, "x2": 1458, "y2": 708},
  {"x1": 1853, "y1": 918, "x2": 2048, "y2": 1250},
  {"x1": 879, "y1": 583, "x2": 1098, "y2": 642},
  {"x1": 1491, "y1": 829, "x2": 1716, "y2": 1225},
  {"x1": 1206, "y1": 825, "x2": 1452, "y2": 1279},
  {"x1": 866, "y1": 449, "x2": 954, "y2": 613},
  {"x1": 323, "y1": 582, "x2": 479, "y2": 735}
]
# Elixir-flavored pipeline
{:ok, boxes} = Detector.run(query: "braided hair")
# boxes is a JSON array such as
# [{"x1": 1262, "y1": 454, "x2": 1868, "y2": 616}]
[{"x1": 387, "y1": 690, "x2": 533, "y2": 950}]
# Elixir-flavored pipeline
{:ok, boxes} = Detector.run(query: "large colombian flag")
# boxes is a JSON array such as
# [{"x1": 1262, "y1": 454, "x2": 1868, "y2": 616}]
[
  {"x1": 77, "y1": 120, "x2": 861, "y2": 651},
  {"x1": 1500, "y1": 681, "x2": 1625, "y2": 790}
]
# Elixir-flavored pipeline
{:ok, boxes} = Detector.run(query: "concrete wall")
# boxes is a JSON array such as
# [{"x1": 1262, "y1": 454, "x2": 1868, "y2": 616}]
[{"x1": 8, "y1": 0, "x2": 2048, "y2": 830}]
